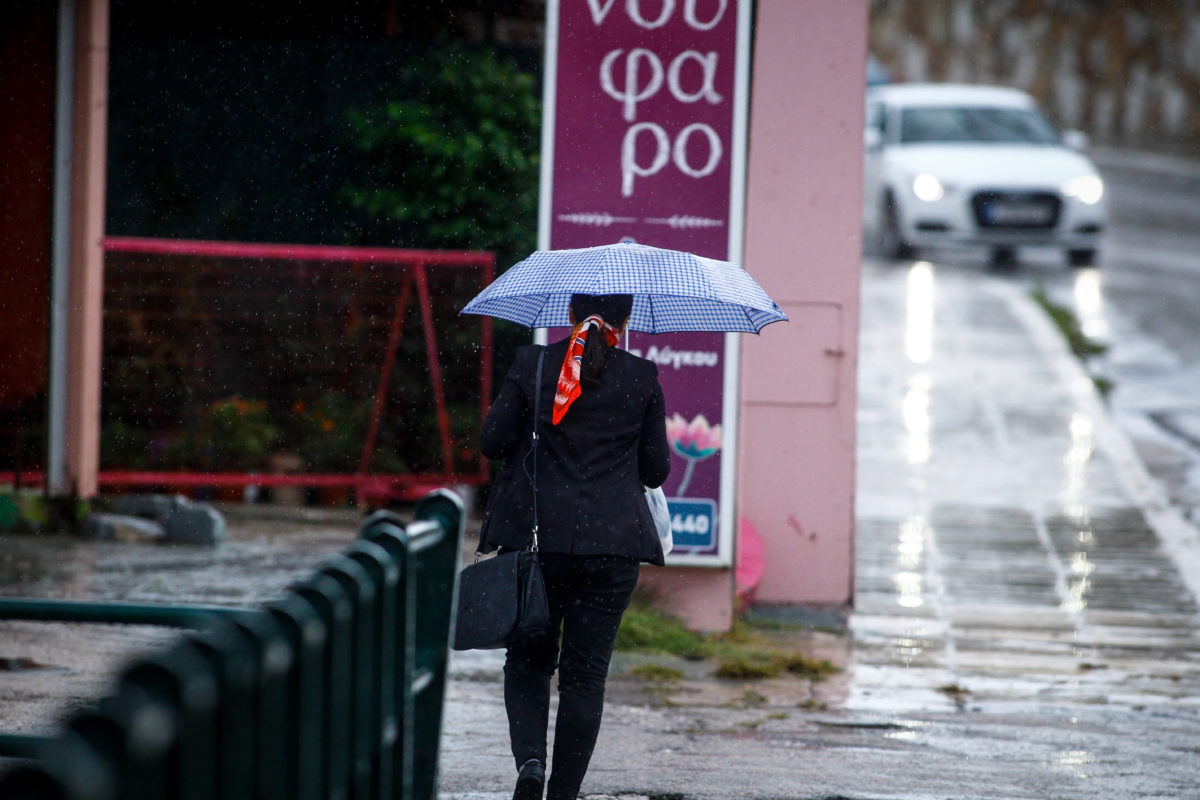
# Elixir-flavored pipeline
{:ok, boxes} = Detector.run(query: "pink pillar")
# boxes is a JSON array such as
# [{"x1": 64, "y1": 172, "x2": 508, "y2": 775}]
[
  {"x1": 738, "y1": 0, "x2": 867, "y2": 607},
  {"x1": 65, "y1": 0, "x2": 108, "y2": 498}
]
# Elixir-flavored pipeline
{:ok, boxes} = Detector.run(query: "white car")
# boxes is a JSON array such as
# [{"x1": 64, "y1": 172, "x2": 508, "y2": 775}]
[{"x1": 862, "y1": 83, "x2": 1106, "y2": 267}]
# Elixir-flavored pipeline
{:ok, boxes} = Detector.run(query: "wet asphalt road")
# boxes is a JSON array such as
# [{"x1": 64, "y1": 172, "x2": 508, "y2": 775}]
[
  {"x1": 911, "y1": 146, "x2": 1200, "y2": 523},
  {"x1": 848, "y1": 258, "x2": 1200, "y2": 799},
  {"x1": 1082, "y1": 149, "x2": 1200, "y2": 522}
]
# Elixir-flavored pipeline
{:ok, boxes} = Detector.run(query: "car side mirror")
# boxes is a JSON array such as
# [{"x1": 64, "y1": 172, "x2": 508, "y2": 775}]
[
  {"x1": 1062, "y1": 129, "x2": 1090, "y2": 151},
  {"x1": 863, "y1": 128, "x2": 883, "y2": 152}
]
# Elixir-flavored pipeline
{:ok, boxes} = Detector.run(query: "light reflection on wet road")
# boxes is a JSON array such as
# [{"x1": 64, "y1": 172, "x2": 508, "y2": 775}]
[{"x1": 852, "y1": 254, "x2": 1200, "y2": 797}]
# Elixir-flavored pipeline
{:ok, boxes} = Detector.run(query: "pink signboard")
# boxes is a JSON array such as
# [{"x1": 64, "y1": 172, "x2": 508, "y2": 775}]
[{"x1": 539, "y1": 0, "x2": 752, "y2": 566}]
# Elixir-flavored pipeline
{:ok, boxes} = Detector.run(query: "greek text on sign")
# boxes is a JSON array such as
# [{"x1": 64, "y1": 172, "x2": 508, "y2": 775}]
[
  {"x1": 585, "y1": 0, "x2": 731, "y2": 29},
  {"x1": 628, "y1": 346, "x2": 720, "y2": 370},
  {"x1": 583, "y1": 2, "x2": 735, "y2": 197}
]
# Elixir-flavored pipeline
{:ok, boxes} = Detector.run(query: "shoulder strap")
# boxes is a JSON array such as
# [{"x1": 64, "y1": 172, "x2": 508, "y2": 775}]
[{"x1": 529, "y1": 347, "x2": 546, "y2": 550}]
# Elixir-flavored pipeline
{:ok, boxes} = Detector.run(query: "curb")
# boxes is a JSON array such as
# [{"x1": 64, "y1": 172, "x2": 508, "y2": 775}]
[{"x1": 992, "y1": 278, "x2": 1200, "y2": 608}]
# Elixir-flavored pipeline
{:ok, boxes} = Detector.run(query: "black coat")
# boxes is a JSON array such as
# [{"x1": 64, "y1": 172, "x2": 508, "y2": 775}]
[{"x1": 478, "y1": 339, "x2": 671, "y2": 565}]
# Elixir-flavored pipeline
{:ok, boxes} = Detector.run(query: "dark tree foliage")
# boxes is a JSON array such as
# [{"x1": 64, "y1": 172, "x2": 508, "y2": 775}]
[{"x1": 344, "y1": 40, "x2": 541, "y2": 272}]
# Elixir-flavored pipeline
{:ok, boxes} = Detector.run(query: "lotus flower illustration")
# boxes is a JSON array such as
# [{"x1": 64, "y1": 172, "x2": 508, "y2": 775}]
[{"x1": 665, "y1": 413, "x2": 722, "y2": 496}]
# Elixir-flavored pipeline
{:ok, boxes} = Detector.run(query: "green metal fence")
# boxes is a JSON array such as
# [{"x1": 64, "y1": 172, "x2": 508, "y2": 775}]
[{"x1": 0, "y1": 488, "x2": 464, "y2": 800}]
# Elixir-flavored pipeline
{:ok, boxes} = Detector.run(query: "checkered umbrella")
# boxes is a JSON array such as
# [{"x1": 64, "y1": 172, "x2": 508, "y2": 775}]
[{"x1": 461, "y1": 242, "x2": 787, "y2": 333}]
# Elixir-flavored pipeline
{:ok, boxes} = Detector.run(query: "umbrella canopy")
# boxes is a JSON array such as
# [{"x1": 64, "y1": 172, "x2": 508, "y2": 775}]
[{"x1": 460, "y1": 241, "x2": 788, "y2": 334}]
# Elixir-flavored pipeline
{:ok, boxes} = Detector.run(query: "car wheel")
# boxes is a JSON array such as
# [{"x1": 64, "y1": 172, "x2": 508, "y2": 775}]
[
  {"x1": 879, "y1": 193, "x2": 915, "y2": 261},
  {"x1": 1067, "y1": 248, "x2": 1097, "y2": 268}
]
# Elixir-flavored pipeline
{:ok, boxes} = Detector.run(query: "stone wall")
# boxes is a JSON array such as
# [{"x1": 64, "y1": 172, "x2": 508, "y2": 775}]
[{"x1": 869, "y1": 0, "x2": 1200, "y2": 151}]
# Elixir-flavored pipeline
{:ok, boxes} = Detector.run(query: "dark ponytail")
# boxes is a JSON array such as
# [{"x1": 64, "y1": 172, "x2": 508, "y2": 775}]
[{"x1": 570, "y1": 293, "x2": 633, "y2": 386}]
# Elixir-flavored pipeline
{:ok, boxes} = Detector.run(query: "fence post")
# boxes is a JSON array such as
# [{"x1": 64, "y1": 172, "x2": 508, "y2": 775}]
[
  {"x1": 409, "y1": 490, "x2": 464, "y2": 800},
  {"x1": 183, "y1": 617, "x2": 259, "y2": 799},
  {"x1": 345, "y1": 538, "x2": 401, "y2": 800},
  {"x1": 0, "y1": 766, "x2": 74, "y2": 800},
  {"x1": 0, "y1": 729, "x2": 116, "y2": 800},
  {"x1": 222, "y1": 609, "x2": 294, "y2": 800},
  {"x1": 117, "y1": 640, "x2": 220, "y2": 800},
  {"x1": 292, "y1": 572, "x2": 354, "y2": 800},
  {"x1": 413, "y1": 489, "x2": 467, "y2": 548},
  {"x1": 77, "y1": 685, "x2": 173, "y2": 800},
  {"x1": 264, "y1": 593, "x2": 328, "y2": 800},
  {"x1": 318, "y1": 555, "x2": 377, "y2": 800},
  {"x1": 361, "y1": 489, "x2": 463, "y2": 800},
  {"x1": 359, "y1": 510, "x2": 417, "y2": 800}
]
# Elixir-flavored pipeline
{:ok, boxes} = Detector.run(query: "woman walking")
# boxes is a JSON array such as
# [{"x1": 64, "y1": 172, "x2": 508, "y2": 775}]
[{"x1": 478, "y1": 293, "x2": 671, "y2": 800}]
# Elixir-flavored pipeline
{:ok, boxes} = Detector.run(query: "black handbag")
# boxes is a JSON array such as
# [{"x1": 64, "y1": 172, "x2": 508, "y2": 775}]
[{"x1": 452, "y1": 348, "x2": 550, "y2": 651}]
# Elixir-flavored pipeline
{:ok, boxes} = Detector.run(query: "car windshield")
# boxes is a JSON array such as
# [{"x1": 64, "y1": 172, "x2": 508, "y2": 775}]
[{"x1": 899, "y1": 106, "x2": 1060, "y2": 145}]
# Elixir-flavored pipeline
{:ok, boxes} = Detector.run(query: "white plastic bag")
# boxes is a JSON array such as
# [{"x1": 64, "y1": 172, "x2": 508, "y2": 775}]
[{"x1": 644, "y1": 485, "x2": 673, "y2": 555}]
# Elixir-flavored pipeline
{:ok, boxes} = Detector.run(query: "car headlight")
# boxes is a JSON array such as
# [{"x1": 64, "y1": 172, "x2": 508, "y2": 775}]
[
  {"x1": 1062, "y1": 174, "x2": 1104, "y2": 205},
  {"x1": 912, "y1": 173, "x2": 944, "y2": 202}
]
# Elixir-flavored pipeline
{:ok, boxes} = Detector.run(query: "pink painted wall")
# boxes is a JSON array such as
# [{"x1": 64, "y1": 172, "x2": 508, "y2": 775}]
[
  {"x1": 738, "y1": 0, "x2": 867, "y2": 607},
  {"x1": 637, "y1": 568, "x2": 732, "y2": 633}
]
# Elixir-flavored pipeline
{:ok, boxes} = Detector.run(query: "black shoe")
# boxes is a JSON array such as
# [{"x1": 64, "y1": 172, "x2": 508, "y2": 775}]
[{"x1": 513, "y1": 758, "x2": 545, "y2": 800}]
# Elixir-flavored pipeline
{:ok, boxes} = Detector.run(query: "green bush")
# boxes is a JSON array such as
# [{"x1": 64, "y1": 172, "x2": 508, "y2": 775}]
[
  {"x1": 343, "y1": 40, "x2": 541, "y2": 272},
  {"x1": 177, "y1": 397, "x2": 281, "y2": 471},
  {"x1": 285, "y1": 392, "x2": 404, "y2": 474}
]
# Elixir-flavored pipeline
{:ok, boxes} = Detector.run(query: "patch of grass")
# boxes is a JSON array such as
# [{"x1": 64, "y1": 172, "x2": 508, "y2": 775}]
[
  {"x1": 714, "y1": 652, "x2": 782, "y2": 680},
  {"x1": 616, "y1": 593, "x2": 843, "y2": 683},
  {"x1": 725, "y1": 689, "x2": 768, "y2": 709},
  {"x1": 779, "y1": 654, "x2": 838, "y2": 679},
  {"x1": 628, "y1": 663, "x2": 685, "y2": 682},
  {"x1": 721, "y1": 618, "x2": 766, "y2": 644},
  {"x1": 1031, "y1": 287, "x2": 1108, "y2": 360},
  {"x1": 938, "y1": 682, "x2": 971, "y2": 711},
  {"x1": 1030, "y1": 285, "x2": 1113, "y2": 398},
  {"x1": 713, "y1": 651, "x2": 839, "y2": 681},
  {"x1": 614, "y1": 603, "x2": 714, "y2": 659}
]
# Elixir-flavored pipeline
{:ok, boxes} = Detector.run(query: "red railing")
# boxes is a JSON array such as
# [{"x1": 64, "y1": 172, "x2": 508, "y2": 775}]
[{"x1": 90, "y1": 236, "x2": 495, "y2": 504}]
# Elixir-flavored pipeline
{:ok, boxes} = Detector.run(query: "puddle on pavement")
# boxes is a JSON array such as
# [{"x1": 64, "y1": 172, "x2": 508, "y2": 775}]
[
  {"x1": 0, "y1": 511, "x2": 359, "y2": 604},
  {"x1": 0, "y1": 507, "x2": 363, "y2": 730},
  {"x1": 1050, "y1": 748, "x2": 1097, "y2": 780},
  {"x1": 0, "y1": 657, "x2": 58, "y2": 672},
  {"x1": 0, "y1": 535, "x2": 69, "y2": 587},
  {"x1": 816, "y1": 718, "x2": 910, "y2": 730}
]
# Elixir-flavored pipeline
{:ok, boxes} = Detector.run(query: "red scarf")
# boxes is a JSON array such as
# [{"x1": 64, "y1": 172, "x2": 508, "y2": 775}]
[{"x1": 552, "y1": 315, "x2": 620, "y2": 425}]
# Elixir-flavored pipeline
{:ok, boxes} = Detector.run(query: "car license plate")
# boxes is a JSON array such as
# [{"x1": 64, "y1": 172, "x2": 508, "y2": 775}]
[{"x1": 984, "y1": 200, "x2": 1054, "y2": 225}]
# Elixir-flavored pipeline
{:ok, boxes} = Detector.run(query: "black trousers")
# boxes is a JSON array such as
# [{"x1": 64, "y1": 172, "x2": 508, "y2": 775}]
[{"x1": 503, "y1": 553, "x2": 640, "y2": 800}]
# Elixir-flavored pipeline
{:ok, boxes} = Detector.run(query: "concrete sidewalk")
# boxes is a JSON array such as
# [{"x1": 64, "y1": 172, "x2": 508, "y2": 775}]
[{"x1": 437, "y1": 259, "x2": 1200, "y2": 800}]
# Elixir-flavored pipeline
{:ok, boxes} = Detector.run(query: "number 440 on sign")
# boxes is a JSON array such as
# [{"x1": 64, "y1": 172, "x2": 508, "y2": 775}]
[{"x1": 667, "y1": 498, "x2": 717, "y2": 549}]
